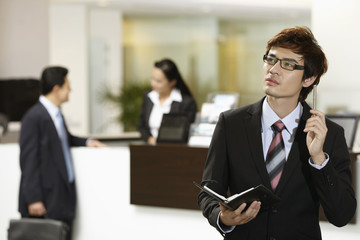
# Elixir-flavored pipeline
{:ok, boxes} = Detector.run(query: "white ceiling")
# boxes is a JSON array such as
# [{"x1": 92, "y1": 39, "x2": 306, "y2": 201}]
[{"x1": 51, "y1": 0, "x2": 312, "y2": 20}]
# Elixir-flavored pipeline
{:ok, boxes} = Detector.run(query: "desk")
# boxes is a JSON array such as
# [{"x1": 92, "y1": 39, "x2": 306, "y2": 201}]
[
  {"x1": 130, "y1": 143, "x2": 358, "y2": 222},
  {"x1": 130, "y1": 143, "x2": 208, "y2": 209}
]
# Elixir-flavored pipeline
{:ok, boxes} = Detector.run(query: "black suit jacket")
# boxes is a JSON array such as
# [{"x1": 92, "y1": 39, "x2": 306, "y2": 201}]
[
  {"x1": 198, "y1": 98, "x2": 356, "y2": 240},
  {"x1": 18, "y1": 102, "x2": 87, "y2": 220},
  {"x1": 138, "y1": 91, "x2": 197, "y2": 141}
]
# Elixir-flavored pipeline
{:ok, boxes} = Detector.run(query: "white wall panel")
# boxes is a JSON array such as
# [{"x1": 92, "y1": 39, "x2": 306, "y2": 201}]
[
  {"x1": 89, "y1": 8, "x2": 123, "y2": 135},
  {"x1": 312, "y1": 0, "x2": 360, "y2": 114},
  {"x1": 49, "y1": 4, "x2": 89, "y2": 135}
]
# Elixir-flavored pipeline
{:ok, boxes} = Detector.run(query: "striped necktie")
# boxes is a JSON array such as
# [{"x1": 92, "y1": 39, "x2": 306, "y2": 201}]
[
  {"x1": 57, "y1": 111, "x2": 74, "y2": 183},
  {"x1": 266, "y1": 120, "x2": 286, "y2": 190}
]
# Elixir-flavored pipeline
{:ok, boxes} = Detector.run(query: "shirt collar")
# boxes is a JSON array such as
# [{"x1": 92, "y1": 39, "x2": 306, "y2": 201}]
[
  {"x1": 262, "y1": 96, "x2": 302, "y2": 134},
  {"x1": 148, "y1": 88, "x2": 182, "y2": 105},
  {"x1": 39, "y1": 95, "x2": 60, "y2": 118}
]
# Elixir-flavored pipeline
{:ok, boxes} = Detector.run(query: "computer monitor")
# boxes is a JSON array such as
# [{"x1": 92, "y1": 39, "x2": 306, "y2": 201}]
[
  {"x1": 0, "y1": 79, "x2": 39, "y2": 121},
  {"x1": 157, "y1": 113, "x2": 190, "y2": 144},
  {"x1": 201, "y1": 92, "x2": 239, "y2": 123},
  {"x1": 326, "y1": 114, "x2": 360, "y2": 150}
]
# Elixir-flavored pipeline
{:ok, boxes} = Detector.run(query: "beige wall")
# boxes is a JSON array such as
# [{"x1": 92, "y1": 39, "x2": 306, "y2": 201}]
[{"x1": 0, "y1": 0, "x2": 48, "y2": 78}]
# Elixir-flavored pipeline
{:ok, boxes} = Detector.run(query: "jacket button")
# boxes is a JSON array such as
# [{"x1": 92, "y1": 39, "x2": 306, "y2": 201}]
[
  {"x1": 327, "y1": 175, "x2": 334, "y2": 186},
  {"x1": 272, "y1": 207, "x2": 278, "y2": 213}
]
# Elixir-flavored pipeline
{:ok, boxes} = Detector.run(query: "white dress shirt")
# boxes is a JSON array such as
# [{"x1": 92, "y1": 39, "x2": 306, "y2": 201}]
[{"x1": 261, "y1": 97, "x2": 302, "y2": 160}]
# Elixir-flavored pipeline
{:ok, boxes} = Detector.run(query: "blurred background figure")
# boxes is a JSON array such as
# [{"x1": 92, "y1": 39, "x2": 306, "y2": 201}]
[
  {"x1": 18, "y1": 66, "x2": 106, "y2": 240},
  {"x1": 138, "y1": 58, "x2": 197, "y2": 144}
]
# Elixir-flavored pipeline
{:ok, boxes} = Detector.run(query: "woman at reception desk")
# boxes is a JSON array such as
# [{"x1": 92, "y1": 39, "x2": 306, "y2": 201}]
[{"x1": 138, "y1": 58, "x2": 197, "y2": 144}]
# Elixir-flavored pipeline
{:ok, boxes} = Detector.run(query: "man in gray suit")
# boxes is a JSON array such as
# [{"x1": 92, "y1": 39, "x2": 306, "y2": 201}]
[
  {"x1": 198, "y1": 26, "x2": 356, "y2": 239},
  {"x1": 18, "y1": 66, "x2": 105, "y2": 240}
]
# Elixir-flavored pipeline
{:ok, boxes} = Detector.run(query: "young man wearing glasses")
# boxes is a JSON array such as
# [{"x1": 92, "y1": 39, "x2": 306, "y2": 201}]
[{"x1": 198, "y1": 26, "x2": 356, "y2": 239}]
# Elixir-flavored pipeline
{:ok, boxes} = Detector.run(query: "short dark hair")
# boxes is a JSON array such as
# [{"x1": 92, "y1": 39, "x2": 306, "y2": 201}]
[
  {"x1": 266, "y1": 26, "x2": 328, "y2": 102},
  {"x1": 40, "y1": 66, "x2": 68, "y2": 95}
]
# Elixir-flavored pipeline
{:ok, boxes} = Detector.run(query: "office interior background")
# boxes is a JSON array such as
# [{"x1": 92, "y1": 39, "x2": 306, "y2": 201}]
[
  {"x1": 1, "y1": 0, "x2": 360, "y2": 138},
  {"x1": 1, "y1": 0, "x2": 360, "y2": 239}
]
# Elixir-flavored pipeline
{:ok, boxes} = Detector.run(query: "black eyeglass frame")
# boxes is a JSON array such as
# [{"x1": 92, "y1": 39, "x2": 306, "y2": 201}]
[{"x1": 263, "y1": 55, "x2": 305, "y2": 71}]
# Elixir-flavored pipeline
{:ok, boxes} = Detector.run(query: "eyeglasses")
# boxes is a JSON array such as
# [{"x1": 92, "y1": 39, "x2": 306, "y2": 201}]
[{"x1": 263, "y1": 55, "x2": 305, "y2": 71}]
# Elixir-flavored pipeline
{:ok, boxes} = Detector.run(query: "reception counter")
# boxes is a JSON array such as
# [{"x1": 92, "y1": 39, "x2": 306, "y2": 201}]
[
  {"x1": 0, "y1": 143, "x2": 359, "y2": 240},
  {"x1": 130, "y1": 143, "x2": 208, "y2": 209},
  {"x1": 130, "y1": 143, "x2": 358, "y2": 222}
]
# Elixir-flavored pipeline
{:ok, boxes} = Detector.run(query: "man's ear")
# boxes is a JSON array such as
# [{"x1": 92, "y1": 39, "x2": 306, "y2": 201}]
[
  {"x1": 303, "y1": 76, "x2": 316, "y2": 88},
  {"x1": 50, "y1": 85, "x2": 61, "y2": 95}
]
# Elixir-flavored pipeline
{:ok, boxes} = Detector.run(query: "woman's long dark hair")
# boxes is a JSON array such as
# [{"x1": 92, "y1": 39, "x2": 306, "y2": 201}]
[{"x1": 154, "y1": 58, "x2": 194, "y2": 98}]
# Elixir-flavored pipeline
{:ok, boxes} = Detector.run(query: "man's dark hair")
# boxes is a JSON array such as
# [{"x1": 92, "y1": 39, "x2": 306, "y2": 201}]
[
  {"x1": 266, "y1": 26, "x2": 328, "y2": 102},
  {"x1": 40, "y1": 66, "x2": 68, "y2": 95}
]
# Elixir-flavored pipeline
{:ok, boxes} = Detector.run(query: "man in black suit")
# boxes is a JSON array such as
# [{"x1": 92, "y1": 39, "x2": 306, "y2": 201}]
[
  {"x1": 18, "y1": 66, "x2": 105, "y2": 240},
  {"x1": 198, "y1": 26, "x2": 356, "y2": 239}
]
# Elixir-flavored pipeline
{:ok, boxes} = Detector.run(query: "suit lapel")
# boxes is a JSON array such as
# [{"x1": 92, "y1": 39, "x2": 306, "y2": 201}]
[
  {"x1": 144, "y1": 96, "x2": 154, "y2": 124},
  {"x1": 275, "y1": 102, "x2": 312, "y2": 194},
  {"x1": 244, "y1": 99, "x2": 273, "y2": 189},
  {"x1": 39, "y1": 103, "x2": 70, "y2": 185},
  {"x1": 170, "y1": 101, "x2": 181, "y2": 113}
]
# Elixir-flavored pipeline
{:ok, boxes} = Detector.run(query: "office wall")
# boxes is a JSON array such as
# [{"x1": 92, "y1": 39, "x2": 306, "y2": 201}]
[
  {"x1": 2, "y1": 0, "x2": 360, "y2": 134},
  {"x1": 89, "y1": 9, "x2": 123, "y2": 135},
  {"x1": 49, "y1": 4, "x2": 124, "y2": 136},
  {"x1": 312, "y1": 0, "x2": 360, "y2": 114},
  {"x1": 0, "y1": 0, "x2": 48, "y2": 78},
  {"x1": 0, "y1": 0, "x2": 121, "y2": 137},
  {"x1": 49, "y1": 4, "x2": 89, "y2": 136}
]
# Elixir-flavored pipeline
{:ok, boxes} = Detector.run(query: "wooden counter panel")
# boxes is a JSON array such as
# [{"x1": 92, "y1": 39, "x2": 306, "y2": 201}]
[
  {"x1": 130, "y1": 143, "x2": 358, "y2": 223},
  {"x1": 130, "y1": 144, "x2": 208, "y2": 209}
]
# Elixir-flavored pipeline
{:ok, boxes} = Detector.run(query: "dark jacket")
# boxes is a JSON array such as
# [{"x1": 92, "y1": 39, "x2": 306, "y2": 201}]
[
  {"x1": 19, "y1": 102, "x2": 87, "y2": 220},
  {"x1": 138, "y1": 91, "x2": 197, "y2": 141},
  {"x1": 198, "y1": 98, "x2": 356, "y2": 240}
]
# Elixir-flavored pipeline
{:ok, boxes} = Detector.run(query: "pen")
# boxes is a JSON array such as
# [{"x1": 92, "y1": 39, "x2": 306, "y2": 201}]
[{"x1": 313, "y1": 85, "x2": 317, "y2": 110}]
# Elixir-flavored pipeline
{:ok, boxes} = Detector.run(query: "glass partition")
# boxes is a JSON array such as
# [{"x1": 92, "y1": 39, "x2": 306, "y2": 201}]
[
  {"x1": 94, "y1": 14, "x2": 310, "y2": 135},
  {"x1": 122, "y1": 15, "x2": 310, "y2": 110}
]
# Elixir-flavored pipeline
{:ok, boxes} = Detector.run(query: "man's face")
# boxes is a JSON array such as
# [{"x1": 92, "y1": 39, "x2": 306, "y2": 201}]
[
  {"x1": 57, "y1": 76, "x2": 71, "y2": 104},
  {"x1": 262, "y1": 47, "x2": 307, "y2": 102}
]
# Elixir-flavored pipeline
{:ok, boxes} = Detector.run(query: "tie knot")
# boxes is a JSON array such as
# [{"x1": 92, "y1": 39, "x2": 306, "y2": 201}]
[
  {"x1": 57, "y1": 111, "x2": 64, "y2": 124},
  {"x1": 57, "y1": 110, "x2": 62, "y2": 118},
  {"x1": 272, "y1": 120, "x2": 285, "y2": 132}
]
